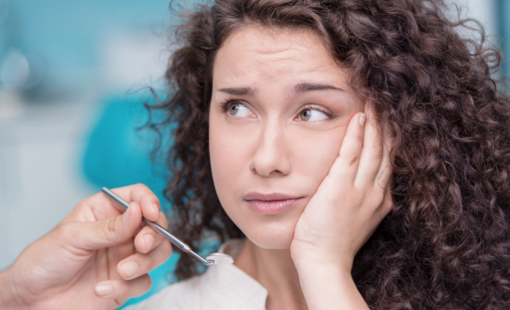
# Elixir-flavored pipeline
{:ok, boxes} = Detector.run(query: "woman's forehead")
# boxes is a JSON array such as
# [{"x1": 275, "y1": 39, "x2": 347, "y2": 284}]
[{"x1": 212, "y1": 26, "x2": 348, "y2": 91}]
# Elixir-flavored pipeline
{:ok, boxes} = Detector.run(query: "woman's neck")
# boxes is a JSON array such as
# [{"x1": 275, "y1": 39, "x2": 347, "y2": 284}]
[{"x1": 234, "y1": 239, "x2": 308, "y2": 310}]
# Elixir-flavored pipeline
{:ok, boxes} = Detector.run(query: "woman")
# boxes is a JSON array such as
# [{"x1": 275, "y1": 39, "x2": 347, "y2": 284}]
[{"x1": 1, "y1": 0, "x2": 509, "y2": 309}]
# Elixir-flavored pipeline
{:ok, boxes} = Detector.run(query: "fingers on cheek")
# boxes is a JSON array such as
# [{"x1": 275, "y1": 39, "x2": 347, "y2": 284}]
[{"x1": 94, "y1": 275, "x2": 152, "y2": 300}]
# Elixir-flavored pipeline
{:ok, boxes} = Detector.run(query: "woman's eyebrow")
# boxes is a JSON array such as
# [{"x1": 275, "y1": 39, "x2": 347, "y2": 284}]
[
  {"x1": 294, "y1": 82, "x2": 344, "y2": 93},
  {"x1": 218, "y1": 87, "x2": 254, "y2": 96},
  {"x1": 217, "y1": 83, "x2": 343, "y2": 96}
]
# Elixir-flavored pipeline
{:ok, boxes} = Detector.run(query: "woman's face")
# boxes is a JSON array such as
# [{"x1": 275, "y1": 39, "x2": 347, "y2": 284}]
[{"x1": 209, "y1": 26, "x2": 364, "y2": 249}]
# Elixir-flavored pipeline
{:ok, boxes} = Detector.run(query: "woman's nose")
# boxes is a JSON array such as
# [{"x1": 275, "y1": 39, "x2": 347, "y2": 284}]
[{"x1": 248, "y1": 122, "x2": 291, "y2": 177}]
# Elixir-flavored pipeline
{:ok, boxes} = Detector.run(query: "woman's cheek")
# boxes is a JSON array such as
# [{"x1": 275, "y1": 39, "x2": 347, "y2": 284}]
[
  {"x1": 287, "y1": 125, "x2": 347, "y2": 183},
  {"x1": 209, "y1": 122, "x2": 257, "y2": 203}
]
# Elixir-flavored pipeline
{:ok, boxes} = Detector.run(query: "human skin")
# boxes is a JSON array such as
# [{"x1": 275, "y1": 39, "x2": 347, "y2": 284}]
[
  {"x1": 209, "y1": 26, "x2": 392, "y2": 309},
  {"x1": 0, "y1": 185, "x2": 172, "y2": 309}
]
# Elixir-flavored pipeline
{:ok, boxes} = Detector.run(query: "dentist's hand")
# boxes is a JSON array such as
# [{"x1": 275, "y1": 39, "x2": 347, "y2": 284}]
[
  {"x1": 0, "y1": 184, "x2": 172, "y2": 310},
  {"x1": 291, "y1": 107, "x2": 393, "y2": 272}
]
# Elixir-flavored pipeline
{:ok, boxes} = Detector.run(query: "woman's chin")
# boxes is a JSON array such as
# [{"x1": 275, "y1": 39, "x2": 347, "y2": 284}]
[
  {"x1": 240, "y1": 220, "x2": 297, "y2": 250},
  {"x1": 223, "y1": 199, "x2": 304, "y2": 250}
]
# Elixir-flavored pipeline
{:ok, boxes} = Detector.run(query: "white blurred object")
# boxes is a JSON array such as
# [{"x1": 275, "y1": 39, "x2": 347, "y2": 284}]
[
  {"x1": 0, "y1": 48, "x2": 45, "y2": 90},
  {"x1": 0, "y1": 48, "x2": 29, "y2": 88}
]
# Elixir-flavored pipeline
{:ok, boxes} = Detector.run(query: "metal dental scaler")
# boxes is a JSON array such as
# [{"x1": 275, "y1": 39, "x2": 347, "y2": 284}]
[{"x1": 102, "y1": 187, "x2": 234, "y2": 266}]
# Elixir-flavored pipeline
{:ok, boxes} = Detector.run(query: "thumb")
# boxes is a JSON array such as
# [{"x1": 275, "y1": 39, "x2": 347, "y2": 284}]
[{"x1": 69, "y1": 202, "x2": 142, "y2": 250}]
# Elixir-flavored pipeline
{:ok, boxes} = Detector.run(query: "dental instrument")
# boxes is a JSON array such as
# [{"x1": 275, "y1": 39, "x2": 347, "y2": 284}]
[{"x1": 101, "y1": 187, "x2": 234, "y2": 266}]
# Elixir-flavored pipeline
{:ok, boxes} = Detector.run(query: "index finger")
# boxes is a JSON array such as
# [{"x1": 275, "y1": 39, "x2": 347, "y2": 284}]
[
  {"x1": 355, "y1": 105, "x2": 384, "y2": 187},
  {"x1": 108, "y1": 184, "x2": 161, "y2": 222}
]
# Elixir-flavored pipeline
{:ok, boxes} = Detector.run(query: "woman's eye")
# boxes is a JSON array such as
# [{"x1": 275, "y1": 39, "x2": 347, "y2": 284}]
[
  {"x1": 298, "y1": 108, "x2": 329, "y2": 121},
  {"x1": 227, "y1": 102, "x2": 254, "y2": 118}
]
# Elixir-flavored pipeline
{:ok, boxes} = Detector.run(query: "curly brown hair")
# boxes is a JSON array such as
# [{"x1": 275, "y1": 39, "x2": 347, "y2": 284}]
[{"x1": 145, "y1": 0, "x2": 510, "y2": 308}]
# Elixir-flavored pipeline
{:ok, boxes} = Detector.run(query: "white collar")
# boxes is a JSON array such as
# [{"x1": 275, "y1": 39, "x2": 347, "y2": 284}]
[{"x1": 199, "y1": 238, "x2": 268, "y2": 309}]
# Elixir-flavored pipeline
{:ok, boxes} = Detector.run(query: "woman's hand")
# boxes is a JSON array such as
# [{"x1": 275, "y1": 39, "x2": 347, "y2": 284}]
[
  {"x1": 0, "y1": 184, "x2": 172, "y2": 310},
  {"x1": 291, "y1": 107, "x2": 393, "y2": 271},
  {"x1": 290, "y1": 108, "x2": 392, "y2": 309}
]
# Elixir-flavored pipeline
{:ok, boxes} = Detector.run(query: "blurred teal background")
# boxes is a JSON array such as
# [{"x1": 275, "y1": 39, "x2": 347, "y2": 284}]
[
  {"x1": 0, "y1": 0, "x2": 173, "y2": 94},
  {"x1": 0, "y1": 0, "x2": 507, "y2": 308},
  {"x1": 0, "y1": 0, "x2": 182, "y2": 307}
]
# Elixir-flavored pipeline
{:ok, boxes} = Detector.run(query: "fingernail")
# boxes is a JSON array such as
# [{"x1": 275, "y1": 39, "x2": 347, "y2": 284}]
[
  {"x1": 122, "y1": 261, "x2": 139, "y2": 278},
  {"x1": 152, "y1": 203, "x2": 159, "y2": 217},
  {"x1": 123, "y1": 206, "x2": 131, "y2": 221},
  {"x1": 144, "y1": 234, "x2": 155, "y2": 251},
  {"x1": 95, "y1": 283, "x2": 113, "y2": 296},
  {"x1": 359, "y1": 113, "x2": 366, "y2": 127}
]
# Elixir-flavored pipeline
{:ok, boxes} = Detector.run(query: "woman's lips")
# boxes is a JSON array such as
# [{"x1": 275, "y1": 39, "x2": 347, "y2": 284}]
[{"x1": 243, "y1": 192, "x2": 302, "y2": 214}]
